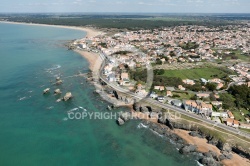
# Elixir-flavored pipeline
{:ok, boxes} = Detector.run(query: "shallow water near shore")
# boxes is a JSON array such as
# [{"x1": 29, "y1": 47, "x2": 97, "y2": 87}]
[{"x1": 0, "y1": 23, "x2": 197, "y2": 166}]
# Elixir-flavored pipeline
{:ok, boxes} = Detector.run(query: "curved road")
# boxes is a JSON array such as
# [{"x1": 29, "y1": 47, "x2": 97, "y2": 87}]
[{"x1": 98, "y1": 54, "x2": 250, "y2": 139}]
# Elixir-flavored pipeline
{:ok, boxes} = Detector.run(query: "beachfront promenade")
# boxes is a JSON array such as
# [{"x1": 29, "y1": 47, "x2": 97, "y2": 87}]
[{"x1": 97, "y1": 52, "x2": 250, "y2": 140}]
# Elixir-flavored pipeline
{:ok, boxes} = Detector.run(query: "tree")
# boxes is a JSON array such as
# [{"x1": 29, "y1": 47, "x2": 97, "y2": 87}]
[
  {"x1": 155, "y1": 58, "x2": 162, "y2": 65},
  {"x1": 228, "y1": 85, "x2": 250, "y2": 109},
  {"x1": 206, "y1": 82, "x2": 217, "y2": 91},
  {"x1": 154, "y1": 69, "x2": 165, "y2": 75},
  {"x1": 219, "y1": 93, "x2": 235, "y2": 109}
]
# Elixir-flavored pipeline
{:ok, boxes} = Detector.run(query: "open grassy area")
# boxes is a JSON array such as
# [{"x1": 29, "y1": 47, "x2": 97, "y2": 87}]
[
  {"x1": 162, "y1": 67, "x2": 232, "y2": 79},
  {"x1": 240, "y1": 128, "x2": 250, "y2": 134},
  {"x1": 172, "y1": 91, "x2": 194, "y2": 100},
  {"x1": 232, "y1": 110, "x2": 246, "y2": 122}
]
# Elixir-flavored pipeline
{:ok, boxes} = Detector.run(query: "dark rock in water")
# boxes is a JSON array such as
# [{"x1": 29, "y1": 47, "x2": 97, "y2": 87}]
[
  {"x1": 63, "y1": 92, "x2": 73, "y2": 101},
  {"x1": 117, "y1": 117, "x2": 125, "y2": 126},
  {"x1": 54, "y1": 88, "x2": 61, "y2": 95},
  {"x1": 43, "y1": 88, "x2": 50, "y2": 94},
  {"x1": 56, "y1": 80, "x2": 63, "y2": 85},
  {"x1": 193, "y1": 152, "x2": 205, "y2": 161},
  {"x1": 179, "y1": 144, "x2": 197, "y2": 154}
]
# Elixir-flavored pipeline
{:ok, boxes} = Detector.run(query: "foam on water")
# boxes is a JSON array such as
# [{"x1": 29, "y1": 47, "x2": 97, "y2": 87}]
[
  {"x1": 68, "y1": 107, "x2": 79, "y2": 112},
  {"x1": 46, "y1": 65, "x2": 61, "y2": 71},
  {"x1": 137, "y1": 123, "x2": 149, "y2": 129},
  {"x1": 18, "y1": 97, "x2": 26, "y2": 101},
  {"x1": 150, "y1": 129, "x2": 164, "y2": 138},
  {"x1": 196, "y1": 160, "x2": 204, "y2": 166},
  {"x1": 62, "y1": 117, "x2": 68, "y2": 121}
]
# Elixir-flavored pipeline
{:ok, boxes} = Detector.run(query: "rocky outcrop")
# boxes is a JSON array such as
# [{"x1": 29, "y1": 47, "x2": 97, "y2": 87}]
[
  {"x1": 54, "y1": 89, "x2": 61, "y2": 95},
  {"x1": 63, "y1": 92, "x2": 73, "y2": 101},
  {"x1": 189, "y1": 131, "x2": 203, "y2": 138},
  {"x1": 132, "y1": 102, "x2": 250, "y2": 162},
  {"x1": 116, "y1": 112, "x2": 132, "y2": 126},
  {"x1": 199, "y1": 157, "x2": 220, "y2": 166},
  {"x1": 133, "y1": 103, "x2": 140, "y2": 112},
  {"x1": 120, "y1": 112, "x2": 131, "y2": 122},
  {"x1": 117, "y1": 117, "x2": 125, "y2": 126},
  {"x1": 179, "y1": 144, "x2": 197, "y2": 154},
  {"x1": 43, "y1": 88, "x2": 50, "y2": 94},
  {"x1": 56, "y1": 80, "x2": 63, "y2": 85},
  {"x1": 220, "y1": 151, "x2": 233, "y2": 160}
]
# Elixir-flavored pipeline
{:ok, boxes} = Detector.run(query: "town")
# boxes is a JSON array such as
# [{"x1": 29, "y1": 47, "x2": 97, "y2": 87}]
[{"x1": 73, "y1": 24, "x2": 250, "y2": 132}]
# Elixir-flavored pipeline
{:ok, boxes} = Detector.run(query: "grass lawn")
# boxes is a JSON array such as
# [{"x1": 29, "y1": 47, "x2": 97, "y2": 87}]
[
  {"x1": 240, "y1": 128, "x2": 250, "y2": 133},
  {"x1": 162, "y1": 67, "x2": 231, "y2": 79},
  {"x1": 232, "y1": 50, "x2": 250, "y2": 61},
  {"x1": 232, "y1": 110, "x2": 246, "y2": 122},
  {"x1": 172, "y1": 92, "x2": 193, "y2": 100}
]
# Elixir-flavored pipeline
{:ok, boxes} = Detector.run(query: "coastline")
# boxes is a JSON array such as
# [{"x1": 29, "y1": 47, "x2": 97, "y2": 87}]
[
  {"x1": 74, "y1": 49, "x2": 102, "y2": 72},
  {"x1": 1, "y1": 20, "x2": 249, "y2": 166},
  {"x1": 0, "y1": 20, "x2": 104, "y2": 72},
  {"x1": 174, "y1": 129, "x2": 250, "y2": 166},
  {"x1": 0, "y1": 20, "x2": 102, "y2": 38}
]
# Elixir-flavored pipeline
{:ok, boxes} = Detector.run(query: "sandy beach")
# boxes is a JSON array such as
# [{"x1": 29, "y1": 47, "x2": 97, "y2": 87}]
[
  {"x1": 174, "y1": 129, "x2": 250, "y2": 166},
  {"x1": 1, "y1": 20, "x2": 249, "y2": 166},
  {"x1": 0, "y1": 21, "x2": 104, "y2": 71},
  {"x1": 0, "y1": 21, "x2": 102, "y2": 38},
  {"x1": 74, "y1": 50, "x2": 102, "y2": 72}
]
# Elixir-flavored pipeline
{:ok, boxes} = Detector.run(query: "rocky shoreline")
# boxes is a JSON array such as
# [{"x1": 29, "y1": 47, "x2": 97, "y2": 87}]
[
  {"x1": 85, "y1": 73, "x2": 250, "y2": 165},
  {"x1": 80, "y1": 49, "x2": 250, "y2": 165}
]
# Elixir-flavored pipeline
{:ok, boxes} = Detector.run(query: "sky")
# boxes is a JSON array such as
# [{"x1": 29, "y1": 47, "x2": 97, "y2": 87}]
[{"x1": 0, "y1": 0, "x2": 249, "y2": 13}]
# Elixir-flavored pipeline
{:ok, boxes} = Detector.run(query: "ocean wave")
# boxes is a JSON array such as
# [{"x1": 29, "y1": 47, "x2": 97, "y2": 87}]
[
  {"x1": 78, "y1": 106, "x2": 87, "y2": 111},
  {"x1": 68, "y1": 107, "x2": 79, "y2": 112},
  {"x1": 62, "y1": 117, "x2": 68, "y2": 121},
  {"x1": 137, "y1": 123, "x2": 149, "y2": 129},
  {"x1": 46, "y1": 106, "x2": 54, "y2": 110},
  {"x1": 19, "y1": 97, "x2": 26, "y2": 101},
  {"x1": 46, "y1": 65, "x2": 61, "y2": 71},
  {"x1": 169, "y1": 139, "x2": 176, "y2": 145},
  {"x1": 150, "y1": 129, "x2": 164, "y2": 138},
  {"x1": 195, "y1": 160, "x2": 204, "y2": 166}
]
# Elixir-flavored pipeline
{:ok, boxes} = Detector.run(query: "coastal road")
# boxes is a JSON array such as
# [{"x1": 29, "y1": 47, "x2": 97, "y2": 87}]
[{"x1": 97, "y1": 55, "x2": 250, "y2": 139}]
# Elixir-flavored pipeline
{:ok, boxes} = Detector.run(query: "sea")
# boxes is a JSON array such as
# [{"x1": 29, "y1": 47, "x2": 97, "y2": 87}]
[{"x1": 0, "y1": 22, "x2": 198, "y2": 166}]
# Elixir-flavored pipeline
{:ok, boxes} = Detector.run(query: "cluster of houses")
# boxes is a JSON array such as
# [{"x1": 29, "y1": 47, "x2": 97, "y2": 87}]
[
  {"x1": 228, "y1": 63, "x2": 250, "y2": 87},
  {"x1": 74, "y1": 24, "x2": 249, "y2": 66},
  {"x1": 73, "y1": 24, "x2": 250, "y2": 130}
]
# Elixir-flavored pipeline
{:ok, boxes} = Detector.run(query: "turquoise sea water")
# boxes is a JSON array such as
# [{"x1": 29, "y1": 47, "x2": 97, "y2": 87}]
[{"x1": 0, "y1": 23, "x2": 197, "y2": 166}]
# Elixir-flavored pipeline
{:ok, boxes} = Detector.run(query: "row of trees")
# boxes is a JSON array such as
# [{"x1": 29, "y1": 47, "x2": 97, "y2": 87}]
[{"x1": 5, "y1": 15, "x2": 235, "y2": 30}]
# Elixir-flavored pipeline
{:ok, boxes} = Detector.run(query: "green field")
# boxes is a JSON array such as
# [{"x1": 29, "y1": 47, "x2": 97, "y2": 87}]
[
  {"x1": 172, "y1": 92, "x2": 194, "y2": 100},
  {"x1": 162, "y1": 67, "x2": 232, "y2": 79}
]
